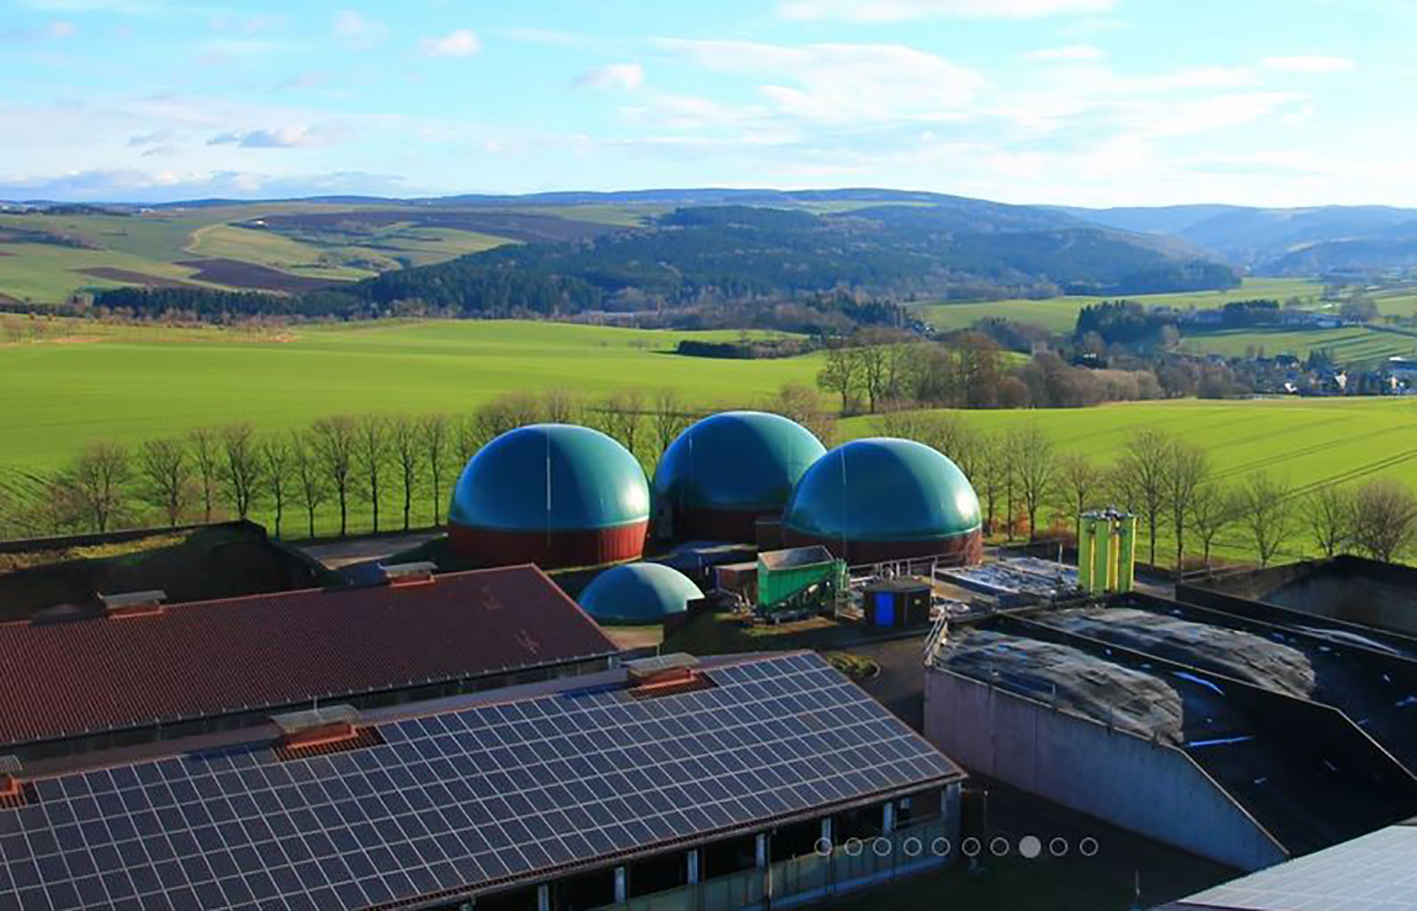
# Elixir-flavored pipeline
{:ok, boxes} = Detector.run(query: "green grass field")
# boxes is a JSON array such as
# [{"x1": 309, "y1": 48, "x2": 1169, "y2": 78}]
[
  {"x1": 0, "y1": 319, "x2": 823, "y2": 471},
  {"x1": 5, "y1": 317, "x2": 1417, "y2": 547},
  {"x1": 910, "y1": 278, "x2": 1322, "y2": 334},
  {"x1": 1178, "y1": 325, "x2": 1417, "y2": 366}
]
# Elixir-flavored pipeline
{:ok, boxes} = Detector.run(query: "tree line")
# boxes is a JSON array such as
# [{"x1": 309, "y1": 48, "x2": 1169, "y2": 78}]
[
  {"x1": 873, "y1": 414, "x2": 1417, "y2": 571},
  {"x1": 816, "y1": 329, "x2": 1168, "y2": 414},
  {"x1": 0, "y1": 384, "x2": 837, "y2": 542}
]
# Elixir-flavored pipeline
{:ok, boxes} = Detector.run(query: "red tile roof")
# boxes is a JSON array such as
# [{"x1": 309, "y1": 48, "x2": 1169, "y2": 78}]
[{"x1": 0, "y1": 565, "x2": 617, "y2": 749}]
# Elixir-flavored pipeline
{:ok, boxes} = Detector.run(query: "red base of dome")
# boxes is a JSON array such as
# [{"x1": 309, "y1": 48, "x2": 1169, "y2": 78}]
[
  {"x1": 782, "y1": 527, "x2": 983, "y2": 567},
  {"x1": 449, "y1": 521, "x2": 648, "y2": 570}
]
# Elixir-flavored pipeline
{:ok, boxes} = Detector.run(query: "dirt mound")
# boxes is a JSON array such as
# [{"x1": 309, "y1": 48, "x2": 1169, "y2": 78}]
[
  {"x1": 1034, "y1": 608, "x2": 1316, "y2": 700},
  {"x1": 940, "y1": 627, "x2": 1185, "y2": 744}
]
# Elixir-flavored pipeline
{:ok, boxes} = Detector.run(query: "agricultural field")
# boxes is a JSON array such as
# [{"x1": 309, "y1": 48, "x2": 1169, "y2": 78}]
[
  {"x1": 840, "y1": 397, "x2": 1417, "y2": 563},
  {"x1": 1178, "y1": 325, "x2": 1417, "y2": 366},
  {"x1": 0, "y1": 202, "x2": 644, "y2": 304},
  {"x1": 910, "y1": 277, "x2": 1323, "y2": 334},
  {"x1": 0, "y1": 319, "x2": 822, "y2": 471}
]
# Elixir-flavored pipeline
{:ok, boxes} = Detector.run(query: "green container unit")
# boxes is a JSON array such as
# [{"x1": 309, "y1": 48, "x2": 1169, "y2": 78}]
[
  {"x1": 756, "y1": 545, "x2": 848, "y2": 617},
  {"x1": 1078, "y1": 510, "x2": 1137, "y2": 595}
]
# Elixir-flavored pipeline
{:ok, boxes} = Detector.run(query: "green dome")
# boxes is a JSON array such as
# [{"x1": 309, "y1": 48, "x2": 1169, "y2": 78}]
[
  {"x1": 578, "y1": 563, "x2": 703, "y2": 624},
  {"x1": 450, "y1": 424, "x2": 649, "y2": 532},
  {"x1": 783, "y1": 438, "x2": 982, "y2": 544},
  {"x1": 654, "y1": 411, "x2": 826, "y2": 514}
]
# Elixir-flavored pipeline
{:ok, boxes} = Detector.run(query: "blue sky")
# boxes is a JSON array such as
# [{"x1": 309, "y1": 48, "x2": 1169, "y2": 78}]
[{"x1": 1, "y1": 0, "x2": 1412, "y2": 206}]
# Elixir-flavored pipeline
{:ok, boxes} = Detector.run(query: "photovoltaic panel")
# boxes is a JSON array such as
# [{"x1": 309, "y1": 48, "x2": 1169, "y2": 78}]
[{"x1": 0, "y1": 652, "x2": 960, "y2": 911}]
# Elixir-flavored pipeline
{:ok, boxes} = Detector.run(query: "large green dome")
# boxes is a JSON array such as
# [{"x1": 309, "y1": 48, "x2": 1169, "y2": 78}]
[
  {"x1": 450, "y1": 424, "x2": 649, "y2": 533},
  {"x1": 783, "y1": 437, "x2": 982, "y2": 548},
  {"x1": 578, "y1": 563, "x2": 703, "y2": 624},
  {"x1": 654, "y1": 411, "x2": 826, "y2": 541}
]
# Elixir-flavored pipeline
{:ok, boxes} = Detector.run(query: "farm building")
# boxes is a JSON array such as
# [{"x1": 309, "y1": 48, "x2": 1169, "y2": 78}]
[
  {"x1": 1159, "y1": 817, "x2": 1417, "y2": 911},
  {"x1": 1178, "y1": 554, "x2": 1417, "y2": 638},
  {"x1": 0, "y1": 652, "x2": 966, "y2": 911},
  {"x1": 0, "y1": 565, "x2": 618, "y2": 761},
  {"x1": 577, "y1": 562, "x2": 703, "y2": 624},
  {"x1": 923, "y1": 593, "x2": 1417, "y2": 871},
  {"x1": 448, "y1": 424, "x2": 650, "y2": 570},
  {"x1": 782, "y1": 438, "x2": 984, "y2": 565},
  {"x1": 653, "y1": 411, "x2": 826, "y2": 543}
]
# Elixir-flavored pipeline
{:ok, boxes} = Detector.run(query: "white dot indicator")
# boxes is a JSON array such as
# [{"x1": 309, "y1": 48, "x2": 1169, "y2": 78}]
[{"x1": 1019, "y1": 835, "x2": 1043, "y2": 859}]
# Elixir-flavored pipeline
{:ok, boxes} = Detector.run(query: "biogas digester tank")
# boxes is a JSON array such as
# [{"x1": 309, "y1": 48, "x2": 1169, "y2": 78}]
[
  {"x1": 449, "y1": 424, "x2": 650, "y2": 569},
  {"x1": 782, "y1": 437, "x2": 983, "y2": 565},
  {"x1": 654, "y1": 411, "x2": 826, "y2": 542},
  {"x1": 578, "y1": 563, "x2": 703, "y2": 624}
]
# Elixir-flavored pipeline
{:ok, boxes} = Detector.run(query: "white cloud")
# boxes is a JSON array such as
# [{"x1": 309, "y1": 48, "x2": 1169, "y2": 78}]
[
  {"x1": 577, "y1": 63, "x2": 645, "y2": 91},
  {"x1": 1026, "y1": 44, "x2": 1106, "y2": 61},
  {"x1": 420, "y1": 29, "x2": 481, "y2": 58},
  {"x1": 1261, "y1": 56, "x2": 1355, "y2": 73},
  {"x1": 655, "y1": 39, "x2": 983, "y2": 126},
  {"x1": 332, "y1": 10, "x2": 386, "y2": 49},
  {"x1": 779, "y1": 0, "x2": 1114, "y2": 22},
  {"x1": 48, "y1": 20, "x2": 76, "y2": 38},
  {"x1": 207, "y1": 126, "x2": 327, "y2": 149}
]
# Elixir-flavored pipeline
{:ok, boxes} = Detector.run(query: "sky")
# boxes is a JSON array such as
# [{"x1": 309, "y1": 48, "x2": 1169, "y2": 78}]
[{"x1": 0, "y1": 0, "x2": 1412, "y2": 207}]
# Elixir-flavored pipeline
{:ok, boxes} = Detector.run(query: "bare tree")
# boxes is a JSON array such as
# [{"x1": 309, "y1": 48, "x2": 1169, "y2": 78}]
[
  {"x1": 1009, "y1": 424, "x2": 1056, "y2": 539},
  {"x1": 973, "y1": 432, "x2": 1006, "y2": 537},
  {"x1": 259, "y1": 436, "x2": 294, "y2": 539},
  {"x1": 475, "y1": 393, "x2": 542, "y2": 442},
  {"x1": 1306, "y1": 485, "x2": 1353, "y2": 558},
  {"x1": 597, "y1": 389, "x2": 645, "y2": 460},
  {"x1": 1348, "y1": 479, "x2": 1417, "y2": 563},
  {"x1": 289, "y1": 431, "x2": 328, "y2": 539},
  {"x1": 1188, "y1": 481, "x2": 1237, "y2": 572},
  {"x1": 59, "y1": 443, "x2": 132, "y2": 533},
  {"x1": 652, "y1": 390, "x2": 695, "y2": 455},
  {"x1": 1057, "y1": 453, "x2": 1103, "y2": 542},
  {"x1": 763, "y1": 383, "x2": 836, "y2": 446},
  {"x1": 453, "y1": 412, "x2": 483, "y2": 467},
  {"x1": 188, "y1": 427, "x2": 220, "y2": 522},
  {"x1": 1163, "y1": 441, "x2": 1209, "y2": 572},
  {"x1": 1111, "y1": 429, "x2": 1173, "y2": 565},
  {"x1": 310, "y1": 416, "x2": 357, "y2": 536},
  {"x1": 136, "y1": 438, "x2": 193, "y2": 528},
  {"x1": 218, "y1": 424, "x2": 262, "y2": 520},
  {"x1": 816, "y1": 344, "x2": 861, "y2": 412},
  {"x1": 1237, "y1": 472, "x2": 1294, "y2": 567},
  {"x1": 389, "y1": 415, "x2": 423, "y2": 532},
  {"x1": 855, "y1": 339, "x2": 889, "y2": 414},
  {"x1": 420, "y1": 413, "x2": 452, "y2": 526},
  {"x1": 542, "y1": 389, "x2": 581, "y2": 425},
  {"x1": 354, "y1": 414, "x2": 391, "y2": 533}
]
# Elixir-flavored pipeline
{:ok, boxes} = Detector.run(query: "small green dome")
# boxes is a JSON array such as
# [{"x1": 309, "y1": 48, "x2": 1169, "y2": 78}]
[
  {"x1": 578, "y1": 563, "x2": 703, "y2": 624},
  {"x1": 783, "y1": 438, "x2": 981, "y2": 544},
  {"x1": 450, "y1": 424, "x2": 649, "y2": 533}
]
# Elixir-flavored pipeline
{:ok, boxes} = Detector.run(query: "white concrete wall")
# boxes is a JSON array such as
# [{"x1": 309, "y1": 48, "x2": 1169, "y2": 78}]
[{"x1": 924, "y1": 667, "x2": 1287, "y2": 872}]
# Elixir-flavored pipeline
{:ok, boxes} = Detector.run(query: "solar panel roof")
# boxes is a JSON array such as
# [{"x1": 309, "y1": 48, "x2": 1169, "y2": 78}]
[
  {"x1": 1167, "y1": 821, "x2": 1417, "y2": 911},
  {"x1": 0, "y1": 651, "x2": 961, "y2": 911}
]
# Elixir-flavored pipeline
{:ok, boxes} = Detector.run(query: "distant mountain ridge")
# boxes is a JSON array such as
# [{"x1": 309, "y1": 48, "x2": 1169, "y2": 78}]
[
  {"x1": 1053, "y1": 202, "x2": 1417, "y2": 274},
  {"x1": 10, "y1": 185, "x2": 1416, "y2": 277}
]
